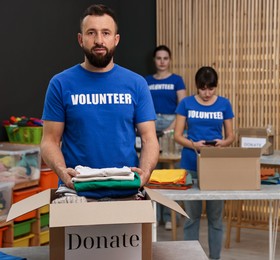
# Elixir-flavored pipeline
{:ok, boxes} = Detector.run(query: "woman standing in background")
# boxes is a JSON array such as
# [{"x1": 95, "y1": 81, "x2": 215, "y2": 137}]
[
  {"x1": 145, "y1": 45, "x2": 187, "y2": 132},
  {"x1": 145, "y1": 45, "x2": 187, "y2": 230},
  {"x1": 174, "y1": 66, "x2": 235, "y2": 260}
]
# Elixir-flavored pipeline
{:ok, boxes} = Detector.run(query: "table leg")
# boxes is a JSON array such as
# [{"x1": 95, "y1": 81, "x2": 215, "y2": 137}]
[
  {"x1": 171, "y1": 210, "x2": 177, "y2": 240},
  {"x1": 268, "y1": 199, "x2": 279, "y2": 260},
  {"x1": 269, "y1": 200, "x2": 272, "y2": 260},
  {"x1": 167, "y1": 161, "x2": 177, "y2": 240},
  {"x1": 272, "y1": 200, "x2": 279, "y2": 257},
  {"x1": 152, "y1": 201, "x2": 157, "y2": 242}
]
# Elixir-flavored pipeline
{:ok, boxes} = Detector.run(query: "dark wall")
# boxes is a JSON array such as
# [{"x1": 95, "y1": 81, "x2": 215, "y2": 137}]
[{"x1": 0, "y1": 0, "x2": 156, "y2": 141}]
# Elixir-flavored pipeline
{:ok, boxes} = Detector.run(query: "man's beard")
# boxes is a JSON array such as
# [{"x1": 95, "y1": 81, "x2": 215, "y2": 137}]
[{"x1": 83, "y1": 45, "x2": 115, "y2": 68}]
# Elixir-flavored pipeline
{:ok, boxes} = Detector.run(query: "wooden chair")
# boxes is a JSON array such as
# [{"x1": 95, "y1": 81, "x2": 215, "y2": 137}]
[{"x1": 224, "y1": 199, "x2": 280, "y2": 248}]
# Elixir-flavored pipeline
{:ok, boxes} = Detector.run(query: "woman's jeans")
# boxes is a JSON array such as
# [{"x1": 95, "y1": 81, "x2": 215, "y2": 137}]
[
  {"x1": 183, "y1": 171, "x2": 224, "y2": 260},
  {"x1": 155, "y1": 114, "x2": 175, "y2": 131}
]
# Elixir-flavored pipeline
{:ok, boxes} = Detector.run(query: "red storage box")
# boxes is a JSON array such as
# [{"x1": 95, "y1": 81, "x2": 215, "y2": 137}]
[
  {"x1": 39, "y1": 170, "x2": 58, "y2": 190},
  {"x1": 13, "y1": 187, "x2": 42, "y2": 222},
  {"x1": 0, "y1": 226, "x2": 8, "y2": 247}
]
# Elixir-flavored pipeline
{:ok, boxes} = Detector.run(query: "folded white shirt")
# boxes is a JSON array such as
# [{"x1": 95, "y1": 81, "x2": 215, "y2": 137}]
[
  {"x1": 71, "y1": 172, "x2": 135, "y2": 183},
  {"x1": 74, "y1": 165, "x2": 132, "y2": 177}
]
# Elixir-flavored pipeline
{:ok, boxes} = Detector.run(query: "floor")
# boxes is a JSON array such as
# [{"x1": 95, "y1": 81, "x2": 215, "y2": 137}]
[{"x1": 157, "y1": 216, "x2": 280, "y2": 260}]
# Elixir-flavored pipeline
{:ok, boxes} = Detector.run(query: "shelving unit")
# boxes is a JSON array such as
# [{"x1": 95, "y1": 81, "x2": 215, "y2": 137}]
[{"x1": 0, "y1": 169, "x2": 58, "y2": 248}]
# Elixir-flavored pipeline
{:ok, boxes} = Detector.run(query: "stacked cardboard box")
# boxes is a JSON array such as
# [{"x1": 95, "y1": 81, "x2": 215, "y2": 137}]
[{"x1": 197, "y1": 147, "x2": 261, "y2": 191}]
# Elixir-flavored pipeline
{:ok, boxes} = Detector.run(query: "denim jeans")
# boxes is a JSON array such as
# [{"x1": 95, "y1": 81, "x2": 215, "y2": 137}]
[
  {"x1": 183, "y1": 171, "x2": 223, "y2": 260},
  {"x1": 155, "y1": 114, "x2": 175, "y2": 131},
  {"x1": 157, "y1": 203, "x2": 181, "y2": 223}
]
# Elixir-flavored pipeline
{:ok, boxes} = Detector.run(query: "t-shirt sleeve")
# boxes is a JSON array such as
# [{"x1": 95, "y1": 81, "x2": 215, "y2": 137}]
[
  {"x1": 175, "y1": 98, "x2": 187, "y2": 116},
  {"x1": 223, "y1": 98, "x2": 235, "y2": 120},
  {"x1": 176, "y1": 76, "x2": 186, "y2": 91},
  {"x1": 42, "y1": 77, "x2": 65, "y2": 122},
  {"x1": 134, "y1": 77, "x2": 156, "y2": 124}
]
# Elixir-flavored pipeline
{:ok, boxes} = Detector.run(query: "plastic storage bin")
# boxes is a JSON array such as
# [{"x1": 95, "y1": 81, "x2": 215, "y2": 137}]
[
  {"x1": 0, "y1": 143, "x2": 41, "y2": 184},
  {"x1": 39, "y1": 169, "x2": 58, "y2": 190},
  {"x1": 40, "y1": 229, "x2": 49, "y2": 245},
  {"x1": 0, "y1": 182, "x2": 14, "y2": 222},
  {"x1": 13, "y1": 233, "x2": 35, "y2": 247},
  {"x1": 0, "y1": 226, "x2": 8, "y2": 247},
  {"x1": 40, "y1": 205, "x2": 49, "y2": 214},
  {"x1": 40, "y1": 213, "x2": 49, "y2": 228},
  {"x1": 5, "y1": 125, "x2": 42, "y2": 145},
  {"x1": 13, "y1": 218, "x2": 36, "y2": 238},
  {"x1": 13, "y1": 186, "x2": 42, "y2": 222}
]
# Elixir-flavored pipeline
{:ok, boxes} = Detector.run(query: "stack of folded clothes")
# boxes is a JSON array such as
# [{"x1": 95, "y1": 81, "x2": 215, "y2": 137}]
[
  {"x1": 261, "y1": 167, "x2": 280, "y2": 184},
  {"x1": 71, "y1": 166, "x2": 142, "y2": 200},
  {"x1": 146, "y1": 169, "x2": 192, "y2": 190}
]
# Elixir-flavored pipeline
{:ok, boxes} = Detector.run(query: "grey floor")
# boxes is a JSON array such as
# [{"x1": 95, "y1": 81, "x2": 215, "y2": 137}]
[{"x1": 157, "y1": 216, "x2": 280, "y2": 260}]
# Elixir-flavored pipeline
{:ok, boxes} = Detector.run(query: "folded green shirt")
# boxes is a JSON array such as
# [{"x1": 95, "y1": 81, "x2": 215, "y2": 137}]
[{"x1": 74, "y1": 172, "x2": 141, "y2": 191}]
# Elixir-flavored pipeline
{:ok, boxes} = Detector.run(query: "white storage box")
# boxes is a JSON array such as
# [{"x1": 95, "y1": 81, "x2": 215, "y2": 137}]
[
  {"x1": 0, "y1": 142, "x2": 41, "y2": 184},
  {"x1": 0, "y1": 182, "x2": 14, "y2": 221}
]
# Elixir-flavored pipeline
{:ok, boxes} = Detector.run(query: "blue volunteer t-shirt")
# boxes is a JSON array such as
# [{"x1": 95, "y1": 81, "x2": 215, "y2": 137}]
[
  {"x1": 145, "y1": 74, "x2": 186, "y2": 114},
  {"x1": 175, "y1": 95, "x2": 234, "y2": 171},
  {"x1": 42, "y1": 64, "x2": 156, "y2": 169}
]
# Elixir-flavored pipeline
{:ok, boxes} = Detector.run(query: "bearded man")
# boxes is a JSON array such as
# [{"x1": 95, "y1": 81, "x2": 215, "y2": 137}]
[{"x1": 41, "y1": 4, "x2": 159, "y2": 190}]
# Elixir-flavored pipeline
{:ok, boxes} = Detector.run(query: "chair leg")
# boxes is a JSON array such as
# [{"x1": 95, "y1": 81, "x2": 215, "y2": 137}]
[{"x1": 236, "y1": 200, "x2": 243, "y2": 243}]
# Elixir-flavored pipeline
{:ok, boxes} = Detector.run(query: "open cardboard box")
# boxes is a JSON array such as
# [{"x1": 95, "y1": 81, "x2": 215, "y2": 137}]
[
  {"x1": 238, "y1": 127, "x2": 274, "y2": 155},
  {"x1": 7, "y1": 187, "x2": 188, "y2": 260},
  {"x1": 197, "y1": 147, "x2": 262, "y2": 191}
]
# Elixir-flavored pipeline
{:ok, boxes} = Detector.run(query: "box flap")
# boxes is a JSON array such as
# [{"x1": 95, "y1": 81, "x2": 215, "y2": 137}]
[
  {"x1": 238, "y1": 127, "x2": 275, "y2": 136},
  {"x1": 261, "y1": 141, "x2": 271, "y2": 154},
  {"x1": 238, "y1": 127, "x2": 267, "y2": 136},
  {"x1": 6, "y1": 189, "x2": 51, "y2": 221},
  {"x1": 200, "y1": 147, "x2": 261, "y2": 158},
  {"x1": 49, "y1": 200, "x2": 155, "y2": 227},
  {"x1": 144, "y1": 187, "x2": 189, "y2": 218}
]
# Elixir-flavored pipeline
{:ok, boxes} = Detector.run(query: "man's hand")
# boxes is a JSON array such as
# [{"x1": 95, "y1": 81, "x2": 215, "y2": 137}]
[{"x1": 130, "y1": 166, "x2": 151, "y2": 187}]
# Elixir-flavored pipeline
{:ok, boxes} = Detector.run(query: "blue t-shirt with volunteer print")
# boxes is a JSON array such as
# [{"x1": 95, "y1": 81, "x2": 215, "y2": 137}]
[
  {"x1": 145, "y1": 74, "x2": 186, "y2": 114},
  {"x1": 42, "y1": 64, "x2": 156, "y2": 170},
  {"x1": 175, "y1": 95, "x2": 234, "y2": 172}
]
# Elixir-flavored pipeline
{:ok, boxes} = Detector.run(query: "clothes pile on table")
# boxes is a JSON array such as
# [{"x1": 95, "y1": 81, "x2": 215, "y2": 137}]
[
  {"x1": 146, "y1": 169, "x2": 192, "y2": 190},
  {"x1": 261, "y1": 167, "x2": 280, "y2": 184}
]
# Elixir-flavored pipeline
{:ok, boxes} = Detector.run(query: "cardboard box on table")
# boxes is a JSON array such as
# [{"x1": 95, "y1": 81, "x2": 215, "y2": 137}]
[
  {"x1": 197, "y1": 147, "x2": 261, "y2": 191},
  {"x1": 6, "y1": 187, "x2": 188, "y2": 260},
  {"x1": 238, "y1": 127, "x2": 274, "y2": 155}
]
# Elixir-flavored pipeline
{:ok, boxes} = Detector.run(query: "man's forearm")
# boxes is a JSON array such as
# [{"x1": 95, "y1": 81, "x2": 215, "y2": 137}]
[
  {"x1": 41, "y1": 142, "x2": 67, "y2": 181},
  {"x1": 138, "y1": 140, "x2": 159, "y2": 184}
]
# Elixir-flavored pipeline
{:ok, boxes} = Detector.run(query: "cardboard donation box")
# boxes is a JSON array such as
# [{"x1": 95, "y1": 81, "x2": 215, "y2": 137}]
[
  {"x1": 7, "y1": 187, "x2": 188, "y2": 260},
  {"x1": 197, "y1": 147, "x2": 261, "y2": 191},
  {"x1": 238, "y1": 127, "x2": 274, "y2": 155}
]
